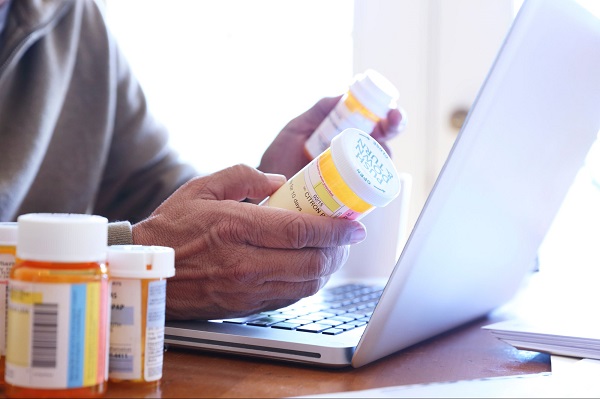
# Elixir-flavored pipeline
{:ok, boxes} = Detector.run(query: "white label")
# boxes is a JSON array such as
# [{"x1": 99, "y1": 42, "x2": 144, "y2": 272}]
[
  {"x1": 109, "y1": 279, "x2": 142, "y2": 380},
  {"x1": 144, "y1": 280, "x2": 166, "y2": 382},
  {"x1": 0, "y1": 251, "x2": 15, "y2": 357},
  {"x1": 305, "y1": 95, "x2": 378, "y2": 159},
  {"x1": 109, "y1": 279, "x2": 166, "y2": 382},
  {"x1": 5, "y1": 280, "x2": 109, "y2": 389},
  {"x1": 263, "y1": 155, "x2": 367, "y2": 220}
]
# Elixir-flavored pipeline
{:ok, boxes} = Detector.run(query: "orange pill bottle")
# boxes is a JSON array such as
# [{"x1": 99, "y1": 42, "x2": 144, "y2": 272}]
[
  {"x1": 107, "y1": 245, "x2": 174, "y2": 389},
  {"x1": 5, "y1": 213, "x2": 109, "y2": 398},
  {"x1": 0, "y1": 222, "x2": 18, "y2": 386}
]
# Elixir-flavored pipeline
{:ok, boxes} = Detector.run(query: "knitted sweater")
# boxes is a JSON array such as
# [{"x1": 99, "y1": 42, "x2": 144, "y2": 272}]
[{"x1": 0, "y1": 0, "x2": 196, "y2": 243}]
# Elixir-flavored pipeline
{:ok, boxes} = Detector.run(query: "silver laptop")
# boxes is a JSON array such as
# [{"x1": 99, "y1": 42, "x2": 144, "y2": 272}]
[{"x1": 165, "y1": 0, "x2": 600, "y2": 368}]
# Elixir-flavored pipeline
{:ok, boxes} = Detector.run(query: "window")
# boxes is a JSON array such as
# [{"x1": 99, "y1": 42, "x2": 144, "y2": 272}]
[
  {"x1": 105, "y1": 1, "x2": 353, "y2": 173},
  {"x1": 106, "y1": 1, "x2": 600, "y2": 282}
]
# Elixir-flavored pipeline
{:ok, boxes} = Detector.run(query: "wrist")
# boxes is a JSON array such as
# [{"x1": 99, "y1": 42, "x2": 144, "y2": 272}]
[{"x1": 107, "y1": 221, "x2": 133, "y2": 245}]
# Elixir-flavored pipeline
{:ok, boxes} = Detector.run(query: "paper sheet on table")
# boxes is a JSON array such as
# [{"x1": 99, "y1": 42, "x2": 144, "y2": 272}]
[{"x1": 293, "y1": 358, "x2": 600, "y2": 398}]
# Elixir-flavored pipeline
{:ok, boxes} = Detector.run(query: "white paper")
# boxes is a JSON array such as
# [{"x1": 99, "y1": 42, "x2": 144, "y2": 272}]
[{"x1": 294, "y1": 358, "x2": 600, "y2": 398}]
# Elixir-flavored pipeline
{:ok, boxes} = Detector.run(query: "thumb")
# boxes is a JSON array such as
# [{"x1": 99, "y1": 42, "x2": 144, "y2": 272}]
[{"x1": 198, "y1": 164, "x2": 286, "y2": 201}]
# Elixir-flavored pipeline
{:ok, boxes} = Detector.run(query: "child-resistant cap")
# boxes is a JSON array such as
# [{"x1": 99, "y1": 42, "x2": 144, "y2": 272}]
[
  {"x1": 0, "y1": 222, "x2": 17, "y2": 245},
  {"x1": 349, "y1": 69, "x2": 400, "y2": 119},
  {"x1": 330, "y1": 128, "x2": 401, "y2": 207},
  {"x1": 17, "y1": 213, "x2": 108, "y2": 263},
  {"x1": 108, "y1": 245, "x2": 175, "y2": 279}
]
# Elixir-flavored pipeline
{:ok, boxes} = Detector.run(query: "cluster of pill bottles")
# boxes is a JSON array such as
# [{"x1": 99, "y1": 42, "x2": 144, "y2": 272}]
[{"x1": 1, "y1": 213, "x2": 174, "y2": 398}]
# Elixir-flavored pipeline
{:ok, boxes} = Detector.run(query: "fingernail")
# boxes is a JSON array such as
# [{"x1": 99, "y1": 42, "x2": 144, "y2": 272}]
[
  {"x1": 266, "y1": 173, "x2": 287, "y2": 185},
  {"x1": 350, "y1": 226, "x2": 367, "y2": 244}
]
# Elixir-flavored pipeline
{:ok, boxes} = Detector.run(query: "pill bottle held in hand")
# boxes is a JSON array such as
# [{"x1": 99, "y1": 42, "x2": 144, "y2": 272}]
[
  {"x1": 263, "y1": 128, "x2": 401, "y2": 220},
  {"x1": 107, "y1": 245, "x2": 175, "y2": 387},
  {"x1": 304, "y1": 69, "x2": 401, "y2": 160}
]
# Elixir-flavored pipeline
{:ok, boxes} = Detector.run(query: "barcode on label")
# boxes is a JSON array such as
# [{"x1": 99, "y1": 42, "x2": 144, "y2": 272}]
[
  {"x1": 109, "y1": 355, "x2": 134, "y2": 373},
  {"x1": 31, "y1": 303, "x2": 58, "y2": 368}
]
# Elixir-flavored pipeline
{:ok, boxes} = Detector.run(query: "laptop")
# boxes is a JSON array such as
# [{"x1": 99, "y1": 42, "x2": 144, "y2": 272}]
[{"x1": 164, "y1": 0, "x2": 600, "y2": 368}]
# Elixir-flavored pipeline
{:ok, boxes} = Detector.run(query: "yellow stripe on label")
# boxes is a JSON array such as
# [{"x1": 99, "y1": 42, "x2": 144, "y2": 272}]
[
  {"x1": 6, "y1": 306, "x2": 31, "y2": 367},
  {"x1": 314, "y1": 181, "x2": 341, "y2": 212},
  {"x1": 318, "y1": 149, "x2": 373, "y2": 213},
  {"x1": 84, "y1": 282, "x2": 100, "y2": 386},
  {"x1": 344, "y1": 92, "x2": 381, "y2": 123},
  {"x1": 10, "y1": 289, "x2": 43, "y2": 305},
  {"x1": 0, "y1": 245, "x2": 16, "y2": 256}
]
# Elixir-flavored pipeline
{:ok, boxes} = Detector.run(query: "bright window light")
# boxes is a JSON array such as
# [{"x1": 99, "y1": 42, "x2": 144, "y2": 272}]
[{"x1": 105, "y1": 1, "x2": 354, "y2": 174}]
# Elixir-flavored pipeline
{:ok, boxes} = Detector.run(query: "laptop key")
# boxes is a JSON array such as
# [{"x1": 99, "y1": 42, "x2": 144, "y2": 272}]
[
  {"x1": 322, "y1": 328, "x2": 345, "y2": 335},
  {"x1": 221, "y1": 315, "x2": 262, "y2": 324},
  {"x1": 271, "y1": 321, "x2": 304, "y2": 330},
  {"x1": 303, "y1": 311, "x2": 335, "y2": 321},
  {"x1": 246, "y1": 316, "x2": 287, "y2": 327},
  {"x1": 296, "y1": 323, "x2": 331, "y2": 333},
  {"x1": 330, "y1": 315, "x2": 356, "y2": 323}
]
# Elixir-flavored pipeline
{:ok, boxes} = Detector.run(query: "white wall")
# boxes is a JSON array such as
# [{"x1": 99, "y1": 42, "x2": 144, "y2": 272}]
[
  {"x1": 353, "y1": 0, "x2": 514, "y2": 228},
  {"x1": 105, "y1": 0, "x2": 354, "y2": 173}
]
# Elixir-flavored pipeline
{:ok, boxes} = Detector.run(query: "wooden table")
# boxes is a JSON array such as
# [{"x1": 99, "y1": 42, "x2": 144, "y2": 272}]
[{"x1": 104, "y1": 314, "x2": 550, "y2": 398}]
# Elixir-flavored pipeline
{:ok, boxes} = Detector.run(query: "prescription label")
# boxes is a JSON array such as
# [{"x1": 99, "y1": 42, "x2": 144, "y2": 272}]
[
  {"x1": 263, "y1": 151, "x2": 370, "y2": 219},
  {"x1": 5, "y1": 280, "x2": 109, "y2": 388},
  {"x1": 0, "y1": 248, "x2": 15, "y2": 357},
  {"x1": 305, "y1": 92, "x2": 380, "y2": 158},
  {"x1": 109, "y1": 279, "x2": 166, "y2": 382},
  {"x1": 144, "y1": 279, "x2": 166, "y2": 381},
  {"x1": 109, "y1": 279, "x2": 142, "y2": 380}
]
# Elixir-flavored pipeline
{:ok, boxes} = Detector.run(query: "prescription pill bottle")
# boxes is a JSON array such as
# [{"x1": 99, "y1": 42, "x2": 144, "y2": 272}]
[
  {"x1": 304, "y1": 69, "x2": 401, "y2": 160},
  {"x1": 5, "y1": 213, "x2": 109, "y2": 398},
  {"x1": 0, "y1": 222, "x2": 17, "y2": 386},
  {"x1": 107, "y1": 245, "x2": 174, "y2": 386},
  {"x1": 263, "y1": 128, "x2": 401, "y2": 220}
]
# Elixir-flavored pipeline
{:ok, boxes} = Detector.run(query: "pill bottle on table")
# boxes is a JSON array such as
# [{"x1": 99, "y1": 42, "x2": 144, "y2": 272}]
[
  {"x1": 304, "y1": 69, "x2": 401, "y2": 160},
  {"x1": 5, "y1": 213, "x2": 109, "y2": 398},
  {"x1": 0, "y1": 222, "x2": 17, "y2": 386},
  {"x1": 263, "y1": 128, "x2": 401, "y2": 220},
  {"x1": 107, "y1": 245, "x2": 175, "y2": 387}
]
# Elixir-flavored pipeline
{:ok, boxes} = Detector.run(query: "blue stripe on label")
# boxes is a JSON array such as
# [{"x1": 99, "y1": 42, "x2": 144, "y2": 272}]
[
  {"x1": 68, "y1": 284, "x2": 86, "y2": 387},
  {"x1": 111, "y1": 305, "x2": 135, "y2": 326}
]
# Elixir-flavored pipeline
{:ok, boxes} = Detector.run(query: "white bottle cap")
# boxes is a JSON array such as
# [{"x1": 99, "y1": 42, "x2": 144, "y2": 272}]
[
  {"x1": 349, "y1": 69, "x2": 400, "y2": 119},
  {"x1": 0, "y1": 222, "x2": 17, "y2": 246},
  {"x1": 17, "y1": 213, "x2": 108, "y2": 263},
  {"x1": 108, "y1": 245, "x2": 175, "y2": 279},
  {"x1": 330, "y1": 128, "x2": 401, "y2": 207}
]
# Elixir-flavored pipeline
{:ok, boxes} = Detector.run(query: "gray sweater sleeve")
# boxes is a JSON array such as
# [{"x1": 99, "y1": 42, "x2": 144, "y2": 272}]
[{"x1": 107, "y1": 221, "x2": 133, "y2": 246}]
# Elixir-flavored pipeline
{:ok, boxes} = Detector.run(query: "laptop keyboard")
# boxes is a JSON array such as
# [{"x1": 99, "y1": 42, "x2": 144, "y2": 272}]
[{"x1": 220, "y1": 283, "x2": 383, "y2": 335}]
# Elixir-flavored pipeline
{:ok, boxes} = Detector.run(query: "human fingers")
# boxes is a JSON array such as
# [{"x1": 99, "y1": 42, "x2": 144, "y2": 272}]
[
  {"x1": 166, "y1": 277, "x2": 330, "y2": 320},
  {"x1": 179, "y1": 164, "x2": 286, "y2": 202},
  {"x1": 173, "y1": 242, "x2": 348, "y2": 284},
  {"x1": 370, "y1": 106, "x2": 408, "y2": 143},
  {"x1": 167, "y1": 264, "x2": 338, "y2": 320},
  {"x1": 231, "y1": 203, "x2": 367, "y2": 250},
  {"x1": 284, "y1": 95, "x2": 342, "y2": 133}
]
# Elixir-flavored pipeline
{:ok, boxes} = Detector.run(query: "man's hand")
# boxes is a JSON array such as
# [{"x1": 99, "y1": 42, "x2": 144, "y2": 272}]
[
  {"x1": 258, "y1": 95, "x2": 407, "y2": 179},
  {"x1": 132, "y1": 164, "x2": 367, "y2": 320}
]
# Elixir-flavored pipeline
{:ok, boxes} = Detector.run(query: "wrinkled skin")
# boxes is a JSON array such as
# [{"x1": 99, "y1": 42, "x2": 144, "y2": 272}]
[
  {"x1": 132, "y1": 165, "x2": 366, "y2": 320},
  {"x1": 132, "y1": 96, "x2": 407, "y2": 320}
]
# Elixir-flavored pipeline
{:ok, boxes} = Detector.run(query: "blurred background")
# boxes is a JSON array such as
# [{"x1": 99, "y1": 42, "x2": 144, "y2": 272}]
[{"x1": 105, "y1": 0, "x2": 600, "y2": 279}]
